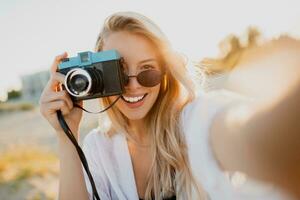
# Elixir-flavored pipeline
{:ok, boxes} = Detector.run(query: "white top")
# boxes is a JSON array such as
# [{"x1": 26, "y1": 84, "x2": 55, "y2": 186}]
[{"x1": 82, "y1": 90, "x2": 293, "y2": 200}]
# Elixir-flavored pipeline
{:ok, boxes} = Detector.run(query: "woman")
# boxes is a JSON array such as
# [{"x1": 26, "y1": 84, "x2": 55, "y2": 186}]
[{"x1": 39, "y1": 12, "x2": 300, "y2": 200}]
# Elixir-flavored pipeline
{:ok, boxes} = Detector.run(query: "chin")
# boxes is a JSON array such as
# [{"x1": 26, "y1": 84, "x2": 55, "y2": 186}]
[
  {"x1": 109, "y1": 85, "x2": 160, "y2": 122},
  {"x1": 115, "y1": 94, "x2": 159, "y2": 122},
  {"x1": 124, "y1": 112, "x2": 147, "y2": 121}
]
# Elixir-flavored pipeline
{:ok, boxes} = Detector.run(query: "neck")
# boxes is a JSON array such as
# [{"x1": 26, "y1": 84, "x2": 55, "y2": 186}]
[{"x1": 128, "y1": 119, "x2": 150, "y2": 146}]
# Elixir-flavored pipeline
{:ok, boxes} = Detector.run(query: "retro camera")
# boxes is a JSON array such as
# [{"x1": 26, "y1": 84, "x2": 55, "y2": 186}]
[{"x1": 58, "y1": 50, "x2": 126, "y2": 101}]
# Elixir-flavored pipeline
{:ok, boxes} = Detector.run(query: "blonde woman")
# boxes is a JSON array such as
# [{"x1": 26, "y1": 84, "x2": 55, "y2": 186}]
[{"x1": 40, "y1": 12, "x2": 300, "y2": 200}]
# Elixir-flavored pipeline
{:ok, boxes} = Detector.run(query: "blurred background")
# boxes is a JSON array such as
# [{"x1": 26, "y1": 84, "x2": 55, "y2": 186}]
[{"x1": 0, "y1": 0, "x2": 300, "y2": 199}]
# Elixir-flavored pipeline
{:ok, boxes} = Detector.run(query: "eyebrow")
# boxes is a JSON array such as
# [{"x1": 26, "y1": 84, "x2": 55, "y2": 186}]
[
  {"x1": 121, "y1": 58, "x2": 158, "y2": 67},
  {"x1": 138, "y1": 58, "x2": 158, "y2": 65}
]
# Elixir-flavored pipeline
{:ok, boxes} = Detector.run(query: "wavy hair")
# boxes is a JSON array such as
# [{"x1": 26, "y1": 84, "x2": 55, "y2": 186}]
[{"x1": 95, "y1": 12, "x2": 205, "y2": 200}]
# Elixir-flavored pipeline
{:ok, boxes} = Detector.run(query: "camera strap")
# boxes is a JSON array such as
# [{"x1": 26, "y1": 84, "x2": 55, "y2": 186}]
[
  {"x1": 56, "y1": 95, "x2": 121, "y2": 200},
  {"x1": 74, "y1": 95, "x2": 121, "y2": 114}
]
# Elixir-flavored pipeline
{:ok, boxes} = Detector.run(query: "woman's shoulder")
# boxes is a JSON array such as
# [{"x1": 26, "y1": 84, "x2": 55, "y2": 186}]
[
  {"x1": 83, "y1": 128, "x2": 106, "y2": 147},
  {"x1": 186, "y1": 89, "x2": 248, "y2": 110},
  {"x1": 82, "y1": 128, "x2": 122, "y2": 153},
  {"x1": 181, "y1": 89, "x2": 249, "y2": 126}
]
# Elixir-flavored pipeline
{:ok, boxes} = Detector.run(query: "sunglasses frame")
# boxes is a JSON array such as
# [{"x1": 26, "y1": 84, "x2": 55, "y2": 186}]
[{"x1": 124, "y1": 69, "x2": 164, "y2": 87}]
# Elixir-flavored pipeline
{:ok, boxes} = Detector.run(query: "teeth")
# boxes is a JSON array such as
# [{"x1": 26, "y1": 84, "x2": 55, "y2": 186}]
[{"x1": 122, "y1": 95, "x2": 145, "y2": 103}]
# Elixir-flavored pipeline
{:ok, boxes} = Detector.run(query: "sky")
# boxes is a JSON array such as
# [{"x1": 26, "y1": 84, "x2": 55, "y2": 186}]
[{"x1": 0, "y1": 0, "x2": 300, "y2": 101}]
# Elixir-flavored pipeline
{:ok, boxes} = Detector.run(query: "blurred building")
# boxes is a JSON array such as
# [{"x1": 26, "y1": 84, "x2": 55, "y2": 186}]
[{"x1": 21, "y1": 70, "x2": 50, "y2": 103}]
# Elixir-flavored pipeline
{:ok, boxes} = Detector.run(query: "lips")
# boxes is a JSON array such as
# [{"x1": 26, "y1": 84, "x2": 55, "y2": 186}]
[
  {"x1": 121, "y1": 93, "x2": 148, "y2": 109},
  {"x1": 121, "y1": 94, "x2": 147, "y2": 103}
]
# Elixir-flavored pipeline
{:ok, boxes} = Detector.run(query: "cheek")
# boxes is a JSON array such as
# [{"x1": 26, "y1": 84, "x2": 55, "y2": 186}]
[
  {"x1": 150, "y1": 85, "x2": 161, "y2": 102},
  {"x1": 154, "y1": 85, "x2": 161, "y2": 95}
]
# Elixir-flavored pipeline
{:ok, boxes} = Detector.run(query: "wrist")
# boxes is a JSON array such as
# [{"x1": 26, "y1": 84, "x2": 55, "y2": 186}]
[{"x1": 57, "y1": 130, "x2": 79, "y2": 143}]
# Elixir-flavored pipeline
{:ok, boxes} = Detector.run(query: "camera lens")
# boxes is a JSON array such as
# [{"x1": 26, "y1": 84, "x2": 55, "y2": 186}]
[
  {"x1": 65, "y1": 68, "x2": 103, "y2": 98},
  {"x1": 69, "y1": 74, "x2": 89, "y2": 93}
]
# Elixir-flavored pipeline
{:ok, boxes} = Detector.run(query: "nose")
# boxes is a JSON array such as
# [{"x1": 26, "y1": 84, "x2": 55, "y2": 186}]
[{"x1": 125, "y1": 75, "x2": 141, "y2": 90}]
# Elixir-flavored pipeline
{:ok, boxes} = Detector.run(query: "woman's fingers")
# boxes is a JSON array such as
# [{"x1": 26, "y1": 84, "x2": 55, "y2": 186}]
[
  {"x1": 51, "y1": 52, "x2": 68, "y2": 74},
  {"x1": 51, "y1": 72, "x2": 66, "y2": 91},
  {"x1": 41, "y1": 72, "x2": 67, "y2": 103},
  {"x1": 44, "y1": 52, "x2": 68, "y2": 91},
  {"x1": 41, "y1": 90, "x2": 73, "y2": 110},
  {"x1": 43, "y1": 72, "x2": 66, "y2": 93},
  {"x1": 41, "y1": 100, "x2": 71, "y2": 116},
  {"x1": 40, "y1": 53, "x2": 75, "y2": 116}
]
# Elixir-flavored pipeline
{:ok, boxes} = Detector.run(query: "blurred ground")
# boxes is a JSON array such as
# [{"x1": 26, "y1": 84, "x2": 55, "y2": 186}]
[{"x1": 0, "y1": 99, "x2": 100, "y2": 200}]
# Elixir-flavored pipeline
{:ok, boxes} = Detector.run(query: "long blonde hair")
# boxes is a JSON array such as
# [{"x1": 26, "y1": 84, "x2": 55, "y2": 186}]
[{"x1": 95, "y1": 12, "x2": 205, "y2": 200}]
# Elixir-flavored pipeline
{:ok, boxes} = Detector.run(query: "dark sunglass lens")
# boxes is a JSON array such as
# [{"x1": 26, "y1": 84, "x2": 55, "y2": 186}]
[{"x1": 137, "y1": 70, "x2": 162, "y2": 87}]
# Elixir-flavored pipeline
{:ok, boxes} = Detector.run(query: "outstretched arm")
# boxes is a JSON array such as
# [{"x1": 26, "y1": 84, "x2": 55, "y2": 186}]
[{"x1": 211, "y1": 78, "x2": 300, "y2": 198}]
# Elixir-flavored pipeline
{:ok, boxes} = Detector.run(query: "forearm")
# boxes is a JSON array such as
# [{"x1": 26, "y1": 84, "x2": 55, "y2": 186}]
[
  {"x1": 58, "y1": 133, "x2": 89, "y2": 200},
  {"x1": 244, "y1": 81, "x2": 300, "y2": 196}
]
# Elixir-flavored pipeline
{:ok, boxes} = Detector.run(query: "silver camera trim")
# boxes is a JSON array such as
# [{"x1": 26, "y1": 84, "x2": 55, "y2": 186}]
[{"x1": 64, "y1": 68, "x2": 92, "y2": 97}]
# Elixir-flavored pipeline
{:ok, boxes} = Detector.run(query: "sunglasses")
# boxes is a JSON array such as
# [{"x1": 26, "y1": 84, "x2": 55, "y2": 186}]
[{"x1": 123, "y1": 70, "x2": 163, "y2": 87}]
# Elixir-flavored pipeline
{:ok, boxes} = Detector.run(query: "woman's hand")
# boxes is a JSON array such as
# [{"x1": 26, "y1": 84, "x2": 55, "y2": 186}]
[{"x1": 39, "y1": 52, "x2": 83, "y2": 140}]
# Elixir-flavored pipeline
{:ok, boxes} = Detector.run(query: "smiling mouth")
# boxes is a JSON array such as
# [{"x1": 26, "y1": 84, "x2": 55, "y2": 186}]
[{"x1": 121, "y1": 94, "x2": 147, "y2": 103}]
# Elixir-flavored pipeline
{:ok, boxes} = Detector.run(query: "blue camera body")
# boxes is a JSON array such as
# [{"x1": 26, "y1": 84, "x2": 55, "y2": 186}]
[{"x1": 58, "y1": 50, "x2": 125, "y2": 101}]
